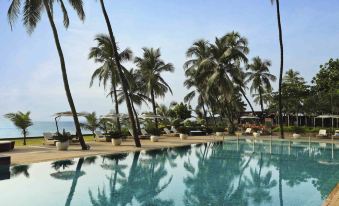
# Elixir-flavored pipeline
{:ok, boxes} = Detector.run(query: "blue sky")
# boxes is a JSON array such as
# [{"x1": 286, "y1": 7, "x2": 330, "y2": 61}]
[{"x1": 1, "y1": 0, "x2": 339, "y2": 121}]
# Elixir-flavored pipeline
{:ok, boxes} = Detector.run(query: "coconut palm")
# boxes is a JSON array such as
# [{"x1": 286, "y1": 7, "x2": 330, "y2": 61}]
[
  {"x1": 7, "y1": 0, "x2": 88, "y2": 149},
  {"x1": 271, "y1": 0, "x2": 285, "y2": 138},
  {"x1": 135, "y1": 48, "x2": 174, "y2": 129},
  {"x1": 89, "y1": 34, "x2": 133, "y2": 133},
  {"x1": 80, "y1": 112, "x2": 100, "y2": 139},
  {"x1": 97, "y1": 0, "x2": 141, "y2": 147},
  {"x1": 246, "y1": 57, "x2": 276, "y2": 119},
  {"x1": 4, "y1": 111, "x2": 33, "y2": 145},
  {"x1": 117, "y1": 69, "x2": 151, "y2": 134}
]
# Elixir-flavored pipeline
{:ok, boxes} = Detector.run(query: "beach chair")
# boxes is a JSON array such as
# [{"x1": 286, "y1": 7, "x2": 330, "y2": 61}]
[
  {"x1": 94, "y1": 131, "x2": 107, "y2": 142},
  {"x1": 171, "y1": 126, "x2": 179, "y2": 134},
  {"x1": 243, "y1": 128, "x2": 252, "y2": 135},
  {"x1": 129, "y1": 129, "x2": 149, "y2": 139},
  {"x1": 316, "y1": 129, "x2": 328, "y2": 138},
  {"x1": 163, "y1": 128, "x2": 179, "y2": 137},
  {"x1": 43, "y1": 132, "x2": 57, "y2": 145}
]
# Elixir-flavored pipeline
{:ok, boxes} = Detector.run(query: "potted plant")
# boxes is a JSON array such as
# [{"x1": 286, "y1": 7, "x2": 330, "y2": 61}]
[
  {"x1": 292, "y1": 126, "x2": 304, "y2": 139},
  {"x1": 178, "y1": 127, "x2": 189, "y2": 140},
  {"x1": 147, "y1": 128, "x2": 160, "y2": 142},
  {"x1": 110, "y1": 131, "x2": 122, "y2": 146},
  {"x1": 55, "y1": 131, "x2": 70, "y2": 151},
  {"x1": 213, "y1": 126, "x2": 225, "y2": 136}
]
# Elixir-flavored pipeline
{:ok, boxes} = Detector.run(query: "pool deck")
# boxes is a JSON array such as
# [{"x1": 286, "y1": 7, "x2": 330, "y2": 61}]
[
  {"x1": 1, "y1": 135, "x2": 225, "y2": 165},
  {"x1": 2, "y1": 134, "x2": 339, "y2": 165},
  {"x1": 2, "y1": 134, "x2": 339, "y2": 205},
  {"x1": 323, "y1": 184, "x2": 339, "y2": 206}
]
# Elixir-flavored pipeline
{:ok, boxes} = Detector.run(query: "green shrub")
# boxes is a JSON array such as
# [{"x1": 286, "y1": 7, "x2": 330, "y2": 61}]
[
  {"x1": 213, "y1": 126, "x2": 225, "y2": 133},
  {"x1": 177, "y1": 126, "x2": 189, "y2": 134},
  {"x1": 184, "y1": 120, "x2": 195, "y2": 128}
]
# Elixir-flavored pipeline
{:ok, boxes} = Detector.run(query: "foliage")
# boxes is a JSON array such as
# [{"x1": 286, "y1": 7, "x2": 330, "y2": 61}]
[
  {"x1": 212, "y1": 126, "x2": 225, "y2": 133},
  {"x1": 80, "y1": 112, "x2": 100, "y2": 136},
  {"x1": 246, "y1": 56, "x2": 276, "y2": 117},
  {"x1": 177, "y1": 126, "x2": 190, "y2": 134},
  {"x1": 4, "y1": 111, "x2": 33, "y2": 145},
  {"x1": 55, "y1": 130, "x2": 71, "y2": 142},
  {"x1": 169, "y1": 102, "x2": 192, "y2": 120},
  {"x1": 108, "y1": 131, "x2": 122, "y2": 139}
]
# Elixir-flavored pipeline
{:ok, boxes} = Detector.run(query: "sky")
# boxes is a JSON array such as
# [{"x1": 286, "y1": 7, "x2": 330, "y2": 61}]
[{"x1": 0, "y1": 0, "x2": 339, "y2": 121}]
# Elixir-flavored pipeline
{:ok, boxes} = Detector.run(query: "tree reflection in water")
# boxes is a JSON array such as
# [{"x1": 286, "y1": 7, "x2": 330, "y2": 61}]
[
  {"x1": 85, "y1": 141, "x2": 339, "y2": 206},
  {"x1": 11, "y1": 165, "x2": 30, "y2": 178},
  {"x1": 89, "y1": 146, "x2": 194, "y2": 206}
]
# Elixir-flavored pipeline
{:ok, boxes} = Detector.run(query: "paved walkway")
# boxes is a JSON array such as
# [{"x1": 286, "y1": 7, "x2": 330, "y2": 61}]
[
  {"x1": 2, "y1": 135, "x2": 223, "y2": 165},
  {"x1": 323, "y1": 184, "x2": 339, "y2": 206}
]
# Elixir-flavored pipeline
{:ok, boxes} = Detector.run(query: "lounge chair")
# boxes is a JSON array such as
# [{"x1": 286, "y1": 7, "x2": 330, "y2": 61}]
[
  {"x1": 333, "y1": 130, "x2": 339, "y2": 139},
  {"x1": 163, "y1": 128, "x2": 179, "y2": 137},
  {"x1": 94, "y1": 131, "x2": 107, "y2": 142},
  {"x1": 243, "y1": 128, "x2": 252, "y2": 135},
  {"x1": 129, "y1": 129, "x2": 150, "y2": 139},
  {"x1": 0, "y1": 141, "x2": 15, "y2": 152},
  {"x1": 316, "y1": 129, "x2": 328, "y2": 138},
  {"x1": 171, "y1": 126, "x2": 179, "y2": 134},
  {"x1": 43, "y1": 132, "x2": 57, "y2": 145}
]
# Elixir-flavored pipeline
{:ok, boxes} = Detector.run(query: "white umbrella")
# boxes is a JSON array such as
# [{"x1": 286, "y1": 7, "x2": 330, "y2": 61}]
[
  {"x1": 53, "y1": 111, "x2": 89, "y2": 133},
  {"x1": 140, "y1": 114, "x2": 163, "y2": 120}
]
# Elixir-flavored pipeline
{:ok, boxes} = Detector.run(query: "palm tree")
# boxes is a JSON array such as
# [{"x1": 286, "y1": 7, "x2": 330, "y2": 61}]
[
  {"x1": 80, "y1": 112, "x2": 100, "y2": 139},
  {"x1": 271, "y1": 0, "x2": 285, "y2": 138},
  {"x1": 97, "y1": 0, "x2": 141, "y2": 147},
  {"x1": 135, "y1": 48, "x2": 174, "y2": 129},
  {"x1": 184, "y1": 40, "x2": 211, "y2": 125},
  {"x1": 4, "y1": 111, "x2": 33, "y2": 145},
  {"x1": 117, "y1": 69, "x2": 151, "y2": 134},
  {"x1": 89, "y1": 34, "x2": 133, "y2": 133},
  {"x1": 7, "y1": 0, "x2": 88, "y2": 149},
  {"x1": 246, "y1": 57, "x2": 276, "y2": 119}
]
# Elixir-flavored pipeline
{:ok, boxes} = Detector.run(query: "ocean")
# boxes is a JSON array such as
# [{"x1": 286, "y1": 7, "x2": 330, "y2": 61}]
[{"x1": 0, "y1": 120, "x2": 90, "y2": 139}]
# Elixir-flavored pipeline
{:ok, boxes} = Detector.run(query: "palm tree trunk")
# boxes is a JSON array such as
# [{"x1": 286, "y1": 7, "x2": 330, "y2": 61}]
[
  {"x1": 23, "y1": 129, "x2": 27, "y2": 146},
  {"x1": 150, "y1": 89, "x2": 158, "y2": 129},
  {"x1": 112, "y1": 84, "x2": 121, "y2": 133},
  {"x1": 275, "y1": 0, "x2": 285, "y2": 139},
  {"x1": 202, "y1": 103, "x2": 208, "y2": 127},
  {"x1": 99, "y1": 0, "x2": 141, "y2": 147},
  {"x1": 259, "y1": 86, "x2": 264, "y2": 119},
  {"x1": 131, "y1": 101, "x2": 142, "y2": 134},
  {"x1": 43, "y1": 1, "x2": 87, "y2": 150},
  {"x1": 65, "y1": 157, "x2": 84, "y2": 206},
  {"x1": 240, "y1": 88, "x2": 255, "y2": 115}
]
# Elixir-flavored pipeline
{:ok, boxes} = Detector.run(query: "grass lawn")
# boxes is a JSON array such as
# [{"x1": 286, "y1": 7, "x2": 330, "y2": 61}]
[{"x1": 13, "y1": 135, "x2": 95, "y2": 146}]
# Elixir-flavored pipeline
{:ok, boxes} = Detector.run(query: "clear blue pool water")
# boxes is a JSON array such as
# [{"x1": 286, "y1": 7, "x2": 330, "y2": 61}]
[{"x1": 1, "y1": 140, "x2": 339, "y2": 206}]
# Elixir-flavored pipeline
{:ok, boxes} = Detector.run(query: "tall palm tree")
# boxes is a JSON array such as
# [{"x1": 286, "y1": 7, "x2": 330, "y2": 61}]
[
  {"x1": 246, "y1": 57, "x2": 276, "y2": 119},
  {"x1": 7, "y1": 0, "x2": 88, "y2": 149},
  {"x1": 97, "y1": 0, "x2": 141, "y2": 147},
  {"x1": 80, "y1": 112, "x2": 100, "y2": 139},
  {"x1": 135, "y1": 48, "x2": 174, "y2": 129},
  {"x1": 271, "y1": 0, "x2": 285, "y2": 138},
  {"x1": 89, "y1": 34, "x2": 133, "y2": 133},
  {"x1": 184, "y1": 40, "x2": 212, "y2": 126},
  {"x1": 4, "y1": 111, "x2": 33, "y2": 145},
  {"x1": 117, "y1": 69, "x2": 151, "y2": 134}
]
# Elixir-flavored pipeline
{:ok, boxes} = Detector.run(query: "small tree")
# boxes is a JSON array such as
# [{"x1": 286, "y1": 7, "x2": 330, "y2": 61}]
[
  {"x1": 80, "y1": 112, "x2": 100, "y2": 139},
  {"x1": 5, "y1": 111, "x2": 33, "y2": 145}
]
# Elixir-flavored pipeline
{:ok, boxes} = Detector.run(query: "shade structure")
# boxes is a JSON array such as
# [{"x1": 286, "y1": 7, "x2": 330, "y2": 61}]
[
  {"x1": 314, "y1": 115, "x2": 339, "y2": 129},
  {"x1": 53, "y1": 111, "x2": 89, "y2": 134},
  {"x1": 100, "y1": 113, "x2": 129, "y2": 120},
  {"x1": 140, "y1": 114, "x2": 163, "y2": 120},
  {"x1": 240, "y1": 116, "x2": 259, "y2": 119},
  {"x1": 53, "y1": 111, "x2": 89, "y2": 117}
]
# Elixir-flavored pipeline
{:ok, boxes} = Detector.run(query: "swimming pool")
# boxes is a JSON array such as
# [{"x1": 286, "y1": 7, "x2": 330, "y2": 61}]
[{"x1": 1, "y1": 140, "x2": 339, "y2": 206}]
